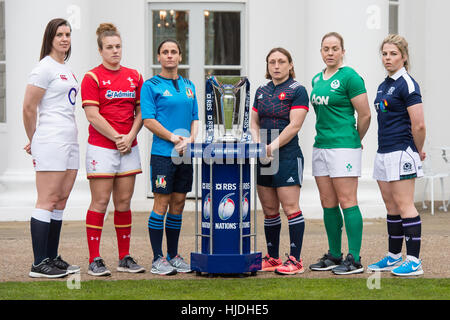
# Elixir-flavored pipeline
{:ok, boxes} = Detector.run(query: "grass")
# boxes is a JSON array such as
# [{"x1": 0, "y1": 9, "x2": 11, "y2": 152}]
[{"x1": 1, "y1": 278, "x2": 449, "y2": 300}]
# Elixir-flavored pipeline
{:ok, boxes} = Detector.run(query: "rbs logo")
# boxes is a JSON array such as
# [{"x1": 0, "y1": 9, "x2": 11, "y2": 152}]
[{"x1": 311, "y1": 94, "x2": 329, "y2": 106}]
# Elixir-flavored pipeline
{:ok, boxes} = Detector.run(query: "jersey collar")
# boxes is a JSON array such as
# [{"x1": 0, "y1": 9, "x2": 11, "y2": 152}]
[{"x1": 388, "y1": 67, "x2": 407, "y2": 81}]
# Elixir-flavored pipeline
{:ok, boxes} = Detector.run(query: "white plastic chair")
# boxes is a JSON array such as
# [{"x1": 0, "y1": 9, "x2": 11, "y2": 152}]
[{"x1": 421, "y1": 149, "x2": 449, "y2": 215}]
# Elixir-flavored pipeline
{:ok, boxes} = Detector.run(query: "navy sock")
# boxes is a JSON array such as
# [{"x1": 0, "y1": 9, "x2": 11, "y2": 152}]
[
  {"x1": 387, "y1": 214, "x2": 403, "y2": 255},
  {"x1": 165, "y1": 213, "x2": 182, "y2": 259},
  {"x1": 148, "y1": 211, "x2": 165, "y2": 261},
  {"x1": 402, "y1": 216, "x2": 422, "y2": 259},
  {"x1": 287, "y1": 211, "x2": 305, "y2": 261},
  {"x1": 47, "y1": 210, "x2": 64, "y2": 260},
  {"x1": 30, "y1": 209, "x2": 52, "y2": 265},
  {"x1": 264, "y1": 214, "x2": 281, "y2": 259}
]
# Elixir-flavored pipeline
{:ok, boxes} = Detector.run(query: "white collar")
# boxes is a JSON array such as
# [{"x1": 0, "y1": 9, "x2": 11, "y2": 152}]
[{"x1": 389, "y1": 67, "x2": 407, "y2": 80}]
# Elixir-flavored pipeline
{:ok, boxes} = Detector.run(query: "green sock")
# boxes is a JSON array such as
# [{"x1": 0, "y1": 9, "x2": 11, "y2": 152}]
[
  {"x1": 323, "y1": 206, "x2": 343, "y2": 258},
  {"x1": 343, "y1": 205, "x2": 363, "y2": 262}
]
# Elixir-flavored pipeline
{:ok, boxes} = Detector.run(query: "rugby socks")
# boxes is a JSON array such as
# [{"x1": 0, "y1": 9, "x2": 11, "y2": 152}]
[
  {"x1": 343, "y1": 206, "x2": 363, "y2": 262},
  {"x1": 387, "y1": 214, "x2": 403, "y2": 255},
  {"x1": 30, "y1": 208, "x2": 51, "y2": 265},
  {"x1": 165, "y1": 213, "x2": 182, "y2": 259},
  {"x1": 287, "y1": 211, "x2": 305, "y2": 261},
  {"x1": 402, "y1": 215, "x2": 422, "y2": 259},
  {"x1": 148, "y1": 211, "x2": 165, "y2": 261},
  {"x1": 264, "y1": 213, "x2": 281, "y2": 259},
  {"x1": 323, "y1": 206, "x2": 343, "y2": 258},
  {"x1": 47, "y1": 209, "x2": 64, "y2": 260},
  {"x1": 114, "y1": 210, "x2": 132, "y2": 260},
  {"x1": 86, "y1": 210, "x2": 105, "y2": 263}
]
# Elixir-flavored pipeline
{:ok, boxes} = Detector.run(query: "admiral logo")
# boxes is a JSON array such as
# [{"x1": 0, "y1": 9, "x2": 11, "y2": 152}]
[
  {"x1": 311, "y1": 94, "x2": 329, "y2": 106},
  {"x1": 105, "y1": 90, "x2": 136, "y2": 99}
]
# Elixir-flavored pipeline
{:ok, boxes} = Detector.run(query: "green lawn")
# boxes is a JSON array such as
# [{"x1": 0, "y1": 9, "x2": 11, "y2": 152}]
[{"x1": 1, "y1": 278, "x2": 449, "y2": 300}]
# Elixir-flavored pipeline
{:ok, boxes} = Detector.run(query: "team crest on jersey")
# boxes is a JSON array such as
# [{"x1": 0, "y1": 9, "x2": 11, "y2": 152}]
[
  {"x1": 186, "y1": 88, "x2": 194, "y2": 98},
  {"x1": 330, "y1": 80, "x2": 340, "y2": 89},
  {"x1": 127, "y1": 77, "x2": 136, "y2": 88},
  {"x1": 278, "y1": 92, "x2": 286, "y2": 100}
]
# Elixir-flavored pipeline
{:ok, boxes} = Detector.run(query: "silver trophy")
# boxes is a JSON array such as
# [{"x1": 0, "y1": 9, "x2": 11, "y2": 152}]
[{"x1": 206, "y1": 75, "x2": 250, "y2": 143}]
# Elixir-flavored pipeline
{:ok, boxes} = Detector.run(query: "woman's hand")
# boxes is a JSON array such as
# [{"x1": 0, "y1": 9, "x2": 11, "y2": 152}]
[
  {"x1": 115, "y1": 134, "x2": 133, "y2": 155},
  {"x1": 24, "y1": 142, "x2": 32, "y2": 155}
]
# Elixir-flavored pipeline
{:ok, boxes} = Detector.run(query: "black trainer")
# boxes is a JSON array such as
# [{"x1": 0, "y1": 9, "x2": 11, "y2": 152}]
[
  {"x1": 309, "y1": 251, "x2": 343, "y2": 271},
  {"x1": 51, "y1": 255, "x2": 81, "y2": 274},
  {"x1": 29, "y1": 258, "x2": 68, "y2": 278},
  {"x1": 332, "y1": 253, "x2": 364, "y2": 275}
]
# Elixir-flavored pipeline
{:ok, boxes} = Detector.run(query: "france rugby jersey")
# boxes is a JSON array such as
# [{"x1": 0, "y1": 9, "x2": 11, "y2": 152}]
[
  {"x1": 252, "y1": 77, "x2": 309, "y2": 157},
  {"x1": 141, "y1": 75, "x2": 199, "y2": 157},
  {"x1": 374, "y1": 67, "x2": 422, "y2": 153}
]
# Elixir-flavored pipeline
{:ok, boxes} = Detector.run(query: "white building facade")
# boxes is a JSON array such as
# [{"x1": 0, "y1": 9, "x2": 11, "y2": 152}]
[{"x1": 0, "y1": 0, "x2": 448, "y2": 221}]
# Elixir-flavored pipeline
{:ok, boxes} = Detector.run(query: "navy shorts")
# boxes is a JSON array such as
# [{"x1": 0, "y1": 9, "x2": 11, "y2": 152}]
[
  {"x1": 257, "y1": 156, "x2": 304, "y2": 188},
  {"x1": 150, "y1": 155, "x2": 193, "y2": 194}
]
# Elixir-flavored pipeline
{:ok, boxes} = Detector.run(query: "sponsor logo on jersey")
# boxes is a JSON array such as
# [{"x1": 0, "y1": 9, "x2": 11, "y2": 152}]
[
  {"x1": 186, "y1": 88, "x2": 194, "y2": 98},
  {"x1": 105, "y1": 90, "x2": 136, "y2": 99},
  {"x1": 102, "y1": 80, "x2": 111, "y2": 85},
  {"x1": 311, "y1": 94, "x2": 329, "y2": 106},
  {"x1": 68, "y1": 87, "x2": 77, "y2": 106},
  {"x1": 163, "y1": 89, "x2": 172, "y2": 97},
  {"x1": 387, "y1": 86, "x2": 396, "y2": 95},
  {"x1": 278, "y1": 92, "x2": 286, "y2": 100},
  {"x1": 257, "y1": 94, "x2": 263, "y2": 99},
  {"x1": 60, "y1": 74, "x2": 68, "y2": 81},
  {"x1": 330, "y1": 79, "x2": 340, "y2": 89}
]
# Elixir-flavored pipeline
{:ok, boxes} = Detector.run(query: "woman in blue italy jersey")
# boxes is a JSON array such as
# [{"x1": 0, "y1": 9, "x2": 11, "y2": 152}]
[
  {"x1": 250, "y1": 47, "x2": 309, "y2": 275},
  {"x1": 141, "y1": 39, "x2": 199, "y2": 275},
  {"x1": 368, "y1": 34, "x2": 426, "y2": 277}
]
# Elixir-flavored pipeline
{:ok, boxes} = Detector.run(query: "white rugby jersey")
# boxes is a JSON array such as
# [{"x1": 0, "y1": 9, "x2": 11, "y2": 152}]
[{"x1": 28, "y1": 55, "x2": 79, "y2": 144}]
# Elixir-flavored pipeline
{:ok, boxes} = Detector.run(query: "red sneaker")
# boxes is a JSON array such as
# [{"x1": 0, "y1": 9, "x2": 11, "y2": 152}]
[
  {"x1": 275, "y1": 254, "x2": 305, "y2": 275},
  {"x1": 260, "y1": 254, "x2": 282, "y2": 272}
]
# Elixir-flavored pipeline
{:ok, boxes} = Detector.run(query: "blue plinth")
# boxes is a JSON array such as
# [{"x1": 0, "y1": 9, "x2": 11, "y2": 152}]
[{"x1": 188, "y1": 142, "x2": 263, "y2": 275}]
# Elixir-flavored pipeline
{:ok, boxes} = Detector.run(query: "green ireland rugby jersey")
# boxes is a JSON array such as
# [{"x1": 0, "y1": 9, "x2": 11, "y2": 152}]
[{"x1": 310, "y1": 66, "x2": 366, "y2": 149}]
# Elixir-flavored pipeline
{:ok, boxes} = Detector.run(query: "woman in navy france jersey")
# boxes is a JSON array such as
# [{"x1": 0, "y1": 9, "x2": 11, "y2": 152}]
[
  {"x1": 368, "y1": 34, "x2": 426, "y2": 277},
  {"x1": 250, "y1": 47, "x2": 309, "y2": 275}
]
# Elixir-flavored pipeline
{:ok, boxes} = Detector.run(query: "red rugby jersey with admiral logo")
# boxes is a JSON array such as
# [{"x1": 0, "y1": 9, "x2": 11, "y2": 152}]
[{"x1": 81, "y1": 64, "x2": 143, "y2": 149}]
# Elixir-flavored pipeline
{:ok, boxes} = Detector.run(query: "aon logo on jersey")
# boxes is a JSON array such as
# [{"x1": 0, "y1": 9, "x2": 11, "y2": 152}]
[{"x1": 311, "y1": 94, "x2": 329, "y2": 106}]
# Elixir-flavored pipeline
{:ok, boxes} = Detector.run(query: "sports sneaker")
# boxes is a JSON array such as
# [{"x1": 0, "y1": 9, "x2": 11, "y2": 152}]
[
  {"x1": 309, "y1": 251, "x2": 343, "y2": 271},
  {"x1": 29, "y1": 258, "x2": 68, "y2": 278},
  {"x1": 51, "y1": 255, "x2": 80, "y2": 274},
  {"x1": 168, "y1": 254, "x2": 191, "y2": 273},
  {"x1": 368, "y1": 255, "x2": 402, "y2": 272},
  {"x1": 260, "y1": 254, "x2": 283, "y2": 272},
  {"x1": 391, "y1": 257, "x2": 424, "y2": 276},
  {"x1": 332, "y1": 253, "x2": 364, "y2": 275},
  {"x1": 275, "y1": 254, "x2": 305, "y2": 275},
  {"x1": 88, "y1": 257, "x2": 111, "y2": 277},
  {"x1": 151, "y1": 255, "x2": 177, "y2": 275},
  {"x1": 117, "y1": 255, "x2": 146, "y2": 273}
]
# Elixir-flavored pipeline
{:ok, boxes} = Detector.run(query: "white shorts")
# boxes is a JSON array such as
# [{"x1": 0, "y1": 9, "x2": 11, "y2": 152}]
[
  {"x1": 312, "y1": 147, "x2": 362, "y2": 178},
  {"x1": 31, "y1": 141, "x2": 79, "y2": 171},
  {"x1": 86, "y1": 143, "x2": 142, "y2": 179},
  {"x1": 373, "y1": 146, "x2": 423, "y2": 182}
]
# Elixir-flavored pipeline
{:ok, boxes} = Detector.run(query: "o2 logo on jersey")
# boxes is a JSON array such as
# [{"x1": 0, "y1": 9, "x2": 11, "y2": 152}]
[
  {"x1": 330, "y1": 80, "x2": 340, "y2": 89},
  {"x1": 218, "y1": 193, "x2": 235, "y2": 221},
  {"x1": 68, "y1": 87, "x2": 77, "y2": 106},
  {"x1": 203, "y1": 193, "x2": 211, "y2": 220}
]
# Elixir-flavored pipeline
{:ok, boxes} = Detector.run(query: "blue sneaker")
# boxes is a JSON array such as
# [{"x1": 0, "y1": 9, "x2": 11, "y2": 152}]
[
  {"x1": 391, "y1": 257, "x2": 423, "y2": 276},
  {"x1": 368, "y1": 255, "x2": 402, "y2": 272}
]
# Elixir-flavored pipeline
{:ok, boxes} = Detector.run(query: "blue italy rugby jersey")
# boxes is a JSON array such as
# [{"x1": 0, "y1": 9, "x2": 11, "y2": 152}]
[
  {"x1": 374, "y1": 67, "x2": 422, "y2": 153},
  {"x1": 141, "y1": 75, "x2": 199, "y2": 157},
  {"x1": 252, "y1": 77, "x2": 309, "y2": 158}
]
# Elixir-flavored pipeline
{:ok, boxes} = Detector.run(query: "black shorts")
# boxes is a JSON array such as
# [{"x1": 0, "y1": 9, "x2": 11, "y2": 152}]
[
  {"x1": 257, "y1": 156, "x2": 304, "y2": 188},
  {"x1": 150, "y1": 155, "x2": 193, "y2": 194}
]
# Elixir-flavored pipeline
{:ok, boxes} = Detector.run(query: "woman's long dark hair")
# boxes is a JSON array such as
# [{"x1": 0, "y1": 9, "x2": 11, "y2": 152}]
[{"x1": 39, "y1": 18, "x2": 72, "y2": 61}]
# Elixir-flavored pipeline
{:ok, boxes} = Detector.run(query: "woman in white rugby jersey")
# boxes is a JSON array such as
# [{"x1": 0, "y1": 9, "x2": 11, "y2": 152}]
[{"x1": 23, "y1": 18, "x2": 80, "y2": 278}]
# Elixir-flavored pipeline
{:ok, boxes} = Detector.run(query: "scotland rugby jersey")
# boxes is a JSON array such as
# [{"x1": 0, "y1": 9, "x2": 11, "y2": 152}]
[
  {"x1": 252, "y1": 77, "x2": 309, "y2": 157},
  {"x1": 81, "y1": 64, "x2": 143, "y2": 150},
  {"x1": 140, "y1": 75, "x2": 199, "y2": 157},
  {"x1": 374, "y1": 67, "x2": 422, "y2": 153}
]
